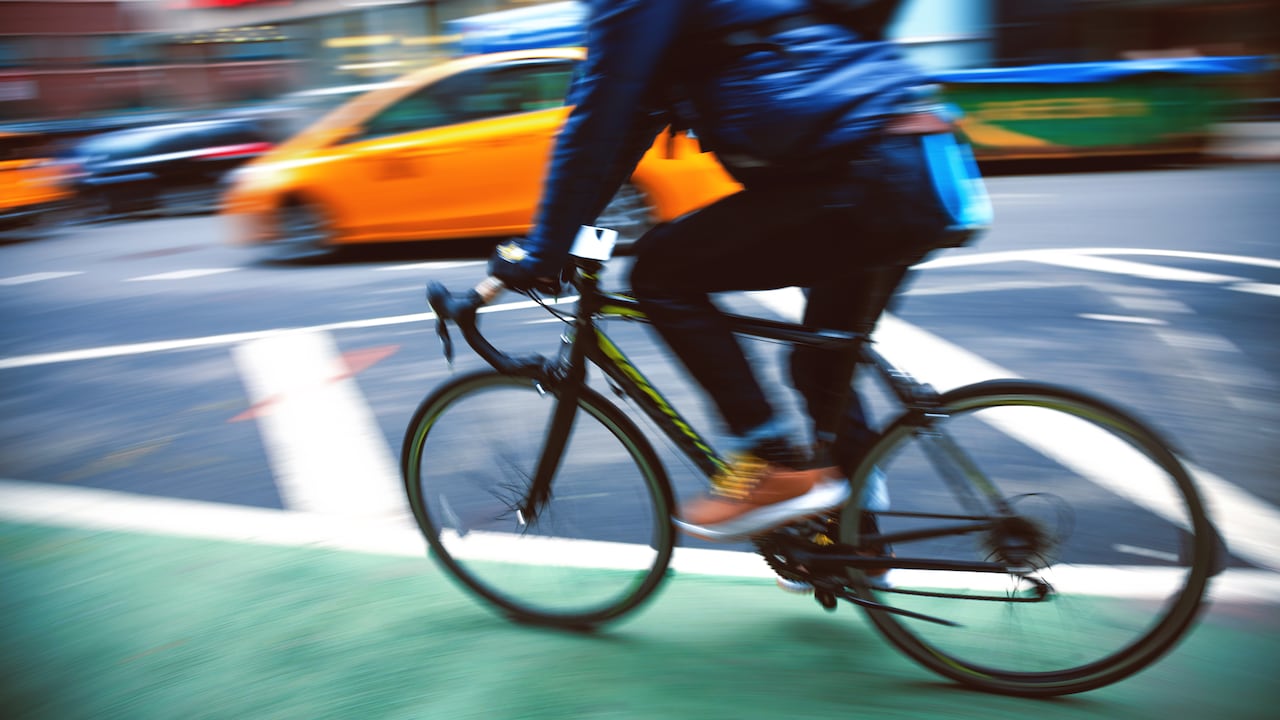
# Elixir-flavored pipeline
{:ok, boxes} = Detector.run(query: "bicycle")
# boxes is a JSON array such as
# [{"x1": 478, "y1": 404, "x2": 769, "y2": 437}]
[{"x1": 401, "y1": 232, "x2": 1221, "y2": 697}]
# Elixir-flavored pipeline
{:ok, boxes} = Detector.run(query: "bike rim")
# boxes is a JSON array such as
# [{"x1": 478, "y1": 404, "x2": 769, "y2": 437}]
[
  {"x1": 405, "y1": 373, "x2": 673, "y2": 626},
  {"x1": 843, "y1": 385, "x2": 1213, "y2": 694}
]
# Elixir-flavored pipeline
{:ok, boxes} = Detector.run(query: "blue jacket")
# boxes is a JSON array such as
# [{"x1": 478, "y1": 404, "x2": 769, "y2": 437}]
[{"x1": 523, "y1": 0, "x2": 926, "y2": 275}]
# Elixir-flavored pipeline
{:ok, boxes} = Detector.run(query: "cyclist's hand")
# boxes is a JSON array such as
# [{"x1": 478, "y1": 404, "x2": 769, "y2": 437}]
[{"x1": 488, "y1": 240, "x2": 563, "y2": 295}]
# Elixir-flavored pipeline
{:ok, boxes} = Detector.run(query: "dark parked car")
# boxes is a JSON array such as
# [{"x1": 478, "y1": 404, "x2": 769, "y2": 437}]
[{"x1": 64, "y1": 118, "x2": 274, "y2": 218}]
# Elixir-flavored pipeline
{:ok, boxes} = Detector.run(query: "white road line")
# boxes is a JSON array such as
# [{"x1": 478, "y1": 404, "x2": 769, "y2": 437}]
[
  {"x1": 0, "y1": 295, "x2": 577, "y2": 371},
  {"x1": 1029, "y1": 252, "x2": 1246, "y2": 284},
  {"x1": 904, "y1": 280, "x2": 1075, "y2": 296},
  {"x1": 0, "y1": 271, "x2": 83, "y2": 286},
  {"x1": 1114, "y1": 544, "x2": 1180, "y2": 563},
  {"x1": 376, "y1": 261, "x2": 484, "y2": 272},
  {"x1": 1232, "y1": 282, "x2": 1280, "y2": 298},
  {"x1": 748, "y1": 287, "x2": 1280, "y2": 574},
  {"x1": 1, "y1": 478, "x2": 1274, "y2": 602},
  {"x1": 0, "y1": 477, "x2": 425, "y2": 556},
  {"x1": 918, "y1": 248, "x2": 1280, "y2": 272},
  {"x1": 1078, "y1": 313, "x2": 1168, "y2": 326},
  {"x1": 1109, "y1": 295, "x2": 1194, "y2": 314},
  {"x1": 232, "y1": 330, "x2": 411, "y2": 525},
  {"x1": 125, "y1": 268, "x2": 239, "y2": 282}
]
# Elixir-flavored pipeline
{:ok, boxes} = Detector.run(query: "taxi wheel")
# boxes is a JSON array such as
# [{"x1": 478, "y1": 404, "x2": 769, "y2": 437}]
[
  {"x1": 268, "y1": 199, "x2": 339, "y2": 264},
  {"x1": 597, "y1": 183, "x2": 655, "y2": 252}
]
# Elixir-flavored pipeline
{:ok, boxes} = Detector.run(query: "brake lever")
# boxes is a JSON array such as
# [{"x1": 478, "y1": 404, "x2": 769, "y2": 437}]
[
  {"x1": 435, "y1": 316, "x2": 455, "y2": 367},
  {"x1": 426, "y1": 281, "x2": 457, "y2": 367}
]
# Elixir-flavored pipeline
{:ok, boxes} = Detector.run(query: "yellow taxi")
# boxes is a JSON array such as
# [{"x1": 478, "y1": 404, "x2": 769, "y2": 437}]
[
  {"x1": 1, "y1": 131, "x2": 75, "y2": 236},
  {"x1": 222, "y1": 47, "x2": 740, "y2": 261}
]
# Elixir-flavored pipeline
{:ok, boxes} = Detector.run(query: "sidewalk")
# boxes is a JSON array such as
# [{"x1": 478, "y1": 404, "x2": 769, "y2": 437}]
[{"x1": 2, "y1": 520, "x2": 1277, "y2": 720}]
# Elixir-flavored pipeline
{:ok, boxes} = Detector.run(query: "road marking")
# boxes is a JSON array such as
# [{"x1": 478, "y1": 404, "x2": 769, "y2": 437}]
[
  {"x1": 2, "y1": 248, "x2": 1275, "y2": 563},
  {"x1": 904, "y1": 280, "x2": 1075, "y2": 296},
  {"x1": 232, "y1": 331, "x2": 411, "y2": 524},
  {"x1": 0, "y1": 271, "x2": 82, "y2": 286},
  {"x1": 1, "y1": 479, "x2": 1274, "y2": 603},
  {"x1": 1078, "y1": 313, "x2": 1168, "y2": 326},
  {"x1": 1156, "y1": 329, "x2": 1239, "y2": 353},
  {"x1": 749, "y1": 287, "x2": 1280, "y2": 574},
  {"x1": 125, "y1": 268, "x2": 239, "y2": 282},
  {"x1": 1028, "y1": 252, "x2": 1246, "y2": 284},
  {"x1": 918, "y1": 248, "x2": 1280, "y2": 272},
  {"x1": 1109, "y1": 295, "x2": 1194, "y2": 314},
  {"x1": 376, "y1": 261, "x2": 485, "y2": 271},
  {"x1": 0, "y1": 295, "x2": 576, "y2": 371},
  {"x1": 1114, "y1": 544, "x2": 1180, "y2": 563},
  {"x1": 230, "y1": 344, "x2": 399, "y2": 422},
  {"x1": 1232, "y1": 282, "x2": 1280, "y2": 298},
  {"x1": 0, "y1": 477, "x2": 425, "y2": 555}
]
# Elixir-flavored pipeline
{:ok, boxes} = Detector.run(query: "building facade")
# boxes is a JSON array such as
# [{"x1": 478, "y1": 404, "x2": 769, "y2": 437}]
[{"x1": 1, "y1": 0, "x2": 1274, "y2": 123}]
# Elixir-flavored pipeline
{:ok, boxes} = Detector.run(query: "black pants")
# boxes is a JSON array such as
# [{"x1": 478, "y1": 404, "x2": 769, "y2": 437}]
[{"x1": 629, "y1": 133, "x2": 953, "y2": 470}]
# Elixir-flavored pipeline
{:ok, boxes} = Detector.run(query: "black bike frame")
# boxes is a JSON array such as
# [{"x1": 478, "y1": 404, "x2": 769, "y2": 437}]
[{"x1": 565, "y1": 267, "x2": 871, "y2": 481}]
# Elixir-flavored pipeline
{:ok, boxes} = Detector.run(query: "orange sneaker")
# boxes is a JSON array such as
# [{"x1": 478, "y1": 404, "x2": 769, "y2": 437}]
[{"x1": 675, "y1": 448, "x2": 850, "y2": 542}]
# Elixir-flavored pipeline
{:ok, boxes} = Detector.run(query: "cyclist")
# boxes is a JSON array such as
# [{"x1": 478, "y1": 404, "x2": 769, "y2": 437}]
[{"x1": 486, "y1": 0, "x2": 989, "y2": 540}]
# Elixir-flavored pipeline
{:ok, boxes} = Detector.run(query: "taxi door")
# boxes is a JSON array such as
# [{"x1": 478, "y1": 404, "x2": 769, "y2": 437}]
[{"x1": 332, "y1": 61, "x2": 575, "y2": 240}]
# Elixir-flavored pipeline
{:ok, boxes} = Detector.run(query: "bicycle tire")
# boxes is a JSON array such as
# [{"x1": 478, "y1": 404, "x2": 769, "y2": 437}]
[
  {"x1": 840, "y1": 379, "x2": 1216, "y2": 696},
  {"x1": 402, "y1": 370, "x2": 676, "y2": 629}
]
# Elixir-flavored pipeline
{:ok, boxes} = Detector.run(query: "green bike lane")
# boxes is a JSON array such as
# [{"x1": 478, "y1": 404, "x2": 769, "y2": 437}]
[{"x1": 3, "y1": 519, "x2": 1278, "y2": 720}]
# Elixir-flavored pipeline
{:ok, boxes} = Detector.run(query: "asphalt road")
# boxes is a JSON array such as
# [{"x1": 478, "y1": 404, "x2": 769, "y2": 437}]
[{"x1": 2, "y1": 161, "x2": 1278, "y2": 717}]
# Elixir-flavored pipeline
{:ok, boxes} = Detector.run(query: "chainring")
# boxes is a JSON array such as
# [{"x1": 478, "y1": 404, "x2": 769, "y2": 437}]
[{"x1": 753, "y1": 512, "x2": 842, "y2": 584}]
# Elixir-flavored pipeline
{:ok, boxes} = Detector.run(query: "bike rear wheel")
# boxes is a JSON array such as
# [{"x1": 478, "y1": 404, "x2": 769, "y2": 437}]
[
  {"x1": 402, "y1": 370, "x2": 675, "y2": 629},
  {"x1": 842, "y1": 380, "x2": 1217, "y2": 696}
]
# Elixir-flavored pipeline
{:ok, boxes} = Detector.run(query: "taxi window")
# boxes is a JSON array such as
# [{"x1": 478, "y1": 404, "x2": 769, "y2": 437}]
[
  {"x1": 455, "y1": 61, "x2": 576, "y2": 120},
  {"x1": 360, "y1": 70, "x2": 481, "y2": 140},
  {"x1": 357, "y1": 60, "x2": 576, "y2": 140}
]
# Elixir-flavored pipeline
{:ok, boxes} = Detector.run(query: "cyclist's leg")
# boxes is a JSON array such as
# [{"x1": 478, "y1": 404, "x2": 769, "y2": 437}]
[
  {"x1": 793, "y1": 132, "x2": 974, "y2": 474},
  {"x1": 792, "y1": 266, "x2": 911, "y2": 476},
  {"x1": 630, "y1": 184, "x2": 846, "y2": 439},
  {"x1": 630, "y1": 185, "x2": 871, "y2": 537}
]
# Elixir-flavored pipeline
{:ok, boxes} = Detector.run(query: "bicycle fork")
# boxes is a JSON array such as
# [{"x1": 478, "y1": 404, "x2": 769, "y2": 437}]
[{"x1": 519, "y1": 329, "x2": 589, "y2": 526}]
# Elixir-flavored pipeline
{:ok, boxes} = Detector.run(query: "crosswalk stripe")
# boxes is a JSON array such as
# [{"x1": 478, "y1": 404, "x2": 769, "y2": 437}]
[
  {"x1": 231, "y1": 330, "x2": 412, "y2": 525},
  {"x1": 1231, "y1": 282, "x2": 1280, "y2": 298}
]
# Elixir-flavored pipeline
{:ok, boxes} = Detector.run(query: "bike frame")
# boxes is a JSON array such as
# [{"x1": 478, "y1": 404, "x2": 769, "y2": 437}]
[
  {"x1": 429, "y1": 262, "x2": 1036, "y2": 606},
  {"x1": 514, "y1": 263, "x2": 1021, "y2": 582}
]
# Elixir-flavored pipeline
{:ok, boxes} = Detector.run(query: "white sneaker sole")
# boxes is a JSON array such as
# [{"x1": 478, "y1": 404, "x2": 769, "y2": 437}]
[{"x1": 675, "y1": 479, "x2": 851, "y2": 542}]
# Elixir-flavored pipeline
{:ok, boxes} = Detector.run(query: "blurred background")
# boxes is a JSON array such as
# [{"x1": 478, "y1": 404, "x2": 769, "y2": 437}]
[
  {"x1": 2, "y1": 3, "x2": 1279, "y2": 717},
  {"x1": 1, "y1": 0, "x2": 1277, "y2": 134},
  {"x1": 1, "y1": 0, "x2": 1278, "y2": 230}
]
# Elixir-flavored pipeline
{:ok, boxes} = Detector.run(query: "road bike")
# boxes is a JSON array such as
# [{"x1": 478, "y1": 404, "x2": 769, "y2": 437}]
[{"x1": 401, "y1": 238, "x2": 1221, "y2": 697}]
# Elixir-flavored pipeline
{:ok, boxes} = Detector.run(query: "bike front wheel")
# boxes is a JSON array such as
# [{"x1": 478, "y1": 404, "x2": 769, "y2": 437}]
[
  {"x1": 842, "y1": 380, "x2": 1217, "y2": 696},
  {"x1": 402, "y1": 370, "x2": 675, "y2": 629}
]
